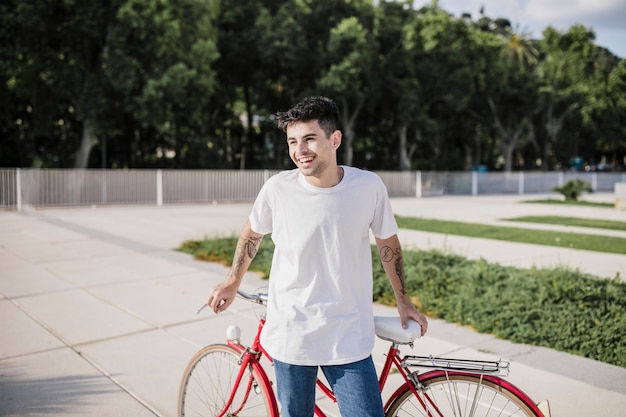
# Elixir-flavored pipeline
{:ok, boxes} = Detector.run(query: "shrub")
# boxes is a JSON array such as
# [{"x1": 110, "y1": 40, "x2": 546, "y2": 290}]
[
  {"x1": 180, "y1": 237, "x2": 626, "y2": 368},
  {"x1": 372, "y1": 248, "x2": 626, "y2": 368},
  {"x1": 552, "y1": 179, "x2": 592, "y2": 201}
]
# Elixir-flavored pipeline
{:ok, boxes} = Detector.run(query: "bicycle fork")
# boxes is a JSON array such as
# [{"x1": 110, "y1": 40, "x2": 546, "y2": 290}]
[{"x1": 217, "y1": 349, "x2": 259, "y2": 417}]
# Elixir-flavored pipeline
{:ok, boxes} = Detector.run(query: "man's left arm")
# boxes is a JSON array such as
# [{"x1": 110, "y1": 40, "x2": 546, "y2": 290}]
[{"x1": 375, "y1": 234, "x2": 428, "y2": 336}]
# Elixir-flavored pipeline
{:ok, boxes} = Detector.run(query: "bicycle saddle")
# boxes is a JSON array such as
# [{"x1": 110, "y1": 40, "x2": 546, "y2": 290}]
[{"x1": 374, "y1": 316, "x2": 422, "y2": 344}]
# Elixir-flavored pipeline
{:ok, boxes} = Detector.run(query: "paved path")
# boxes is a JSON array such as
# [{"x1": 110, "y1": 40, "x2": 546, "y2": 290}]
[
  {"x1": 390, "y1": 194, "x2": 626, "y2": 280},
  {"x1": 1, "y1": 194, "x2": 625, "y2": 416}
]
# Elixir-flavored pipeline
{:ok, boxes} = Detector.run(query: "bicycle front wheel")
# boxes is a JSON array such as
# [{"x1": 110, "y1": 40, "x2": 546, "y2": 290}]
[
  {"x1": 385, "y1": 371, "x2": 542, "y2": 417},
  {"x1": 178, "y1": 344, "x2": 277, "y2": 417}
]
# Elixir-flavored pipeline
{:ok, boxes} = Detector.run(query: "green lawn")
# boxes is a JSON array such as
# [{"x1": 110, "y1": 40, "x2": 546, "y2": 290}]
[
  {"x1": 504, "y1": 215, "x2": 626, "y2": 232},
  {"x1": 177, "y1": 235, "x2": 626, "y2": 368},
  {"x1": 523, "y1": 198, "x2": 613, "y2": 208},
  {"x1": 394, "y1": 216, "x2": 626, "y2": 255},
  {"x1": 176, "y1": 201, "x2": 626, "y2": 368}
]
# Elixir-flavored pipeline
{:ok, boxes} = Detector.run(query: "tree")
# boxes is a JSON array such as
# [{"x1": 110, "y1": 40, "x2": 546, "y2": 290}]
[
  {"x1": 580, "y1": 52, "x2": 626, "y2": 169},
  {"x1": 212, "y1": 0, "x2": 269, "y2": 169},
  {"x1": 256, "y1": 0, "x2": 317, "y2": 111},
  {"x1": 476, "y1": 16, "x2": 540, "y2": 171},
  {"x1": 103, "y1": 0, "x2": 220, "y2": 168},
  {"x1": 313, "y1": 1, "x2": 378, "y2": 166},
  {"x1": 317, "y1": 16, "x2": 378, "y2": 166},
  {"x1": 373, "y1": 0, "x2": 426, "y2": 171},
  {"x1": 397, "y1": 6, "x2": 505, "y2": 171},
  {"x1": 2, "y1": 0, "x2": 621, "y2": 171},
  {"x1": 3, "y1": 0, "x2": 121, "y2": 168},
  {"x1": 3, "y1": 0, "x2": 219, "y2": 169},
  {"x1": 535, "y1": 25, "x2": 595, "y2": 170}
]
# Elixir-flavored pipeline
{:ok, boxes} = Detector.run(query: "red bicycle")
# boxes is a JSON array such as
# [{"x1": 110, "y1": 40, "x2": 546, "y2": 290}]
[{"x1": 178, "y1": 290, "x2": 551, "y2": 417}]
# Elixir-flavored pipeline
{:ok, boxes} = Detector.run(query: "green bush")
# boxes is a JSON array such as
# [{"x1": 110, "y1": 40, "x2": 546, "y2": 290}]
[
  {"x1": 552, "y1": 179, "x2": 592, "y2": 201},
  {"x1": 179, "y1": 237, "x2": 626, "y2": 368},
  {"x1": 372, "y1": 247, "x2": 626, "y2": 368},
  {"x1": 178, "y1": 236, "x2": 275, "y2": 278}
]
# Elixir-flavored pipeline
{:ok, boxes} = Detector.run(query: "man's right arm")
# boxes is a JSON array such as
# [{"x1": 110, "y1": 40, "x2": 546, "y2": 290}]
[{"x1": 207, "y1": 219, "x2": 264, "y2": 313}]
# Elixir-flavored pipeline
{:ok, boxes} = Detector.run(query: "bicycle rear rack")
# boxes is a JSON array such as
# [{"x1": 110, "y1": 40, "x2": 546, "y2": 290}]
[{"x1": 402, "y1": 355, "x2": 510, "y2": 377}]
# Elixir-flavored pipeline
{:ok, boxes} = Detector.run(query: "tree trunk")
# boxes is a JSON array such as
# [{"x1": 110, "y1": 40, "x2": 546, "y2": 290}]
[
  {"x1": 501, "y1": 141, "x2": 514, "y2": 172},
  {"x1": 342, "y1": 121, "x2": 354, "y2": 166},
  {"x1": 487, "y1": 96, "x2": 531, "y2": 172},
  {"x1": 543, "y1": 101, "x2": 577, "y2": 170},
  {"x1": 241, "y1": 81, "x2": 253, "y2": 170},
  {"x1": 398, "y1": 124, "x2": 411, "y2": 171},
  {"x1": 74, "y1": 120, "x2": 99, "y2": 168}
]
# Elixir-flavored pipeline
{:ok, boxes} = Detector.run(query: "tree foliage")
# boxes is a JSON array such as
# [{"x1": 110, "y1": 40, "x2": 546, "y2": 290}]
[{"x1": 2, "y1": 0, "x2": 624, "y2": 172}]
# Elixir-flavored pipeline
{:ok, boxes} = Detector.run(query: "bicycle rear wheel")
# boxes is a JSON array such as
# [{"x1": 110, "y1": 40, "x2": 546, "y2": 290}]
[
  {"x1": 385, "y1": 371, "x2": 543, "y2": 417},
  {"x1": 178, "y1": 344, "x2": 277, "y2": 417}
]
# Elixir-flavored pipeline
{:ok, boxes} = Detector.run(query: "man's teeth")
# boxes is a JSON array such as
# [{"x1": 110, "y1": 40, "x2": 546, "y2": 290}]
[{"x1": 299, "y1": 157, "x2": 314, "y2": 163}]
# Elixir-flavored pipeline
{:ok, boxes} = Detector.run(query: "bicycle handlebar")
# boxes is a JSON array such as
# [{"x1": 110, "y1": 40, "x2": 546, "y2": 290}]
[
  {"x1": 236, "y1": 289, "x2": 269, "y2": 304},
  {"x1": 196, "y1": 289, "x2": 268, "y2": 314}
]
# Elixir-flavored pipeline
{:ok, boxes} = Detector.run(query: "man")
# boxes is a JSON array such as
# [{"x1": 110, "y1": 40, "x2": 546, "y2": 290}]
[{"x1": 207, "y1": 96, "x2": 428, "y2": 417}]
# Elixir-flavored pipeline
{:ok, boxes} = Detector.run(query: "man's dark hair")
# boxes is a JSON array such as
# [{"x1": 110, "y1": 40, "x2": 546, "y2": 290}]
[{"x1": 276, "y1": 96, "x2": 341, "y2": 137}]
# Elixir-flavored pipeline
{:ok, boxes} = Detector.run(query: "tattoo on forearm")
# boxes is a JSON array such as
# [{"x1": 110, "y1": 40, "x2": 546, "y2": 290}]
[
  {"x1": 244, "y1": 236, "x2": 261, "y2": 258},
  {"x1": 395, "y1": 255, "x2": 407, "y2": 295},
  {"x1": 379, "y1": 245, "x2": 408, "y2": 295},
  {"x1": 233, "y1": 236, "x2": 261, "y2": 273}
]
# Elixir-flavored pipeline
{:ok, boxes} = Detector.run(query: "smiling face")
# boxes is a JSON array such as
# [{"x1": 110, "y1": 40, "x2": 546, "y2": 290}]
[{"x1": 286, "y1": 119, "x2": 342, "y2": 187}]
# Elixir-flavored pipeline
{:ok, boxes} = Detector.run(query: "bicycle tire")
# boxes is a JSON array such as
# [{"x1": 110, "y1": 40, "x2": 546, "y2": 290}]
[
  {"x1": 385, "y1": 371, "x2": 543, "y2": 417},
  {"x1": 178, "y1": 344, "x2": 277, "y2": 417}
]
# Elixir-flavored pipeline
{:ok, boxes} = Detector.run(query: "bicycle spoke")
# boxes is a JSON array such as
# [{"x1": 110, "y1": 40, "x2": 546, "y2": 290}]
[
  {"x1": 181, "y1": 294, "x2": 544, "y2": 417},
  {"x1": 178, "y1": 345, "x2": 274, "y2": 417},
  {"x1": 385, "y1": 373, "x2": 541, "y2": 417}
]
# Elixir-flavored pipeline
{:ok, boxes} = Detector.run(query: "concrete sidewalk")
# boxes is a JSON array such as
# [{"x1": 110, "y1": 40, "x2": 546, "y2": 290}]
[{"x1": 1, "y1": 195, "x2": 625, "y2": 416}]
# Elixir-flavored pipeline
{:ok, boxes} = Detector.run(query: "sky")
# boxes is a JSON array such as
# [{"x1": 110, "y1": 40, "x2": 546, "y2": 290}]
[{"x1": 423, "y1": 0, "x2": 626, "y2": 58}]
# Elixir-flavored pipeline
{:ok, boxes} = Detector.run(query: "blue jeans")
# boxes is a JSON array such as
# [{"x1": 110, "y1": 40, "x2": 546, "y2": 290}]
[{"x1": 273, "y1": 356, "x2": 384, "y2": 417}]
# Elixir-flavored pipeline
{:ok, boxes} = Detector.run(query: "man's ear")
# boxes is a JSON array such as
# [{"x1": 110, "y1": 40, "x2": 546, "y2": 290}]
[{"x1": 331, "y1": 130, "x2": 342, "y2": 149}]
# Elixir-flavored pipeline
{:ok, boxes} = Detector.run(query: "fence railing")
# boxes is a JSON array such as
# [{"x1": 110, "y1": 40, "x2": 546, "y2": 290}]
[{"x1": 0, "y1": 168, "x2": 624, "y2": 210}]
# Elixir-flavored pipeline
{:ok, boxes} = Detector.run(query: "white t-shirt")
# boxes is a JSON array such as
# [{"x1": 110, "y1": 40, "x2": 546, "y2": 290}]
[{"x1": 250, "y1": 166, "x2": 399, "y2": 366}]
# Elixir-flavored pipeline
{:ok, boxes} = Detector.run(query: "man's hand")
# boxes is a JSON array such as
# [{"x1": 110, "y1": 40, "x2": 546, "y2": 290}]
[
  {"x1": 397, "y1": 297, "x2": 428, "y2": 336},
  {"x1": 207, "y1": 282, "x2": 238, "y2": 314}
]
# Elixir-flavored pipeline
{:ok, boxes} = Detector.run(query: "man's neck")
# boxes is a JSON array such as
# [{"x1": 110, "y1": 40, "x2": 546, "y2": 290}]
[{"x1": 304, "y1": 165, "x2": 344, "y2": 188}]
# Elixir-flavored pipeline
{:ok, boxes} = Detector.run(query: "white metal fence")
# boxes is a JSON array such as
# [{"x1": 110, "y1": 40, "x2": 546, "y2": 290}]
[{"x1": 0, "y1": 168, "x2": 624, "y2": 210}]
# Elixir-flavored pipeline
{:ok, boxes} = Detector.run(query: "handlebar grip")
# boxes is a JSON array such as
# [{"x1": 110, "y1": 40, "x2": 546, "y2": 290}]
[{"x1": 237, "y1": 289, "x2": 268, "y2": 303}]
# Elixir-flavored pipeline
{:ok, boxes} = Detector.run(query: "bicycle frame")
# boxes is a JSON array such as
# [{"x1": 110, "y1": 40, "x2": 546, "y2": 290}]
[
  {"x1": 220, "y1": 312, "x2": 440, "y2": 417},
  {"x1": 205, "y1": 292, "x2": 549, "y2": 417},
  {"x1": 220, "y1": 315, "x2": 279, "y2": 417}
]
